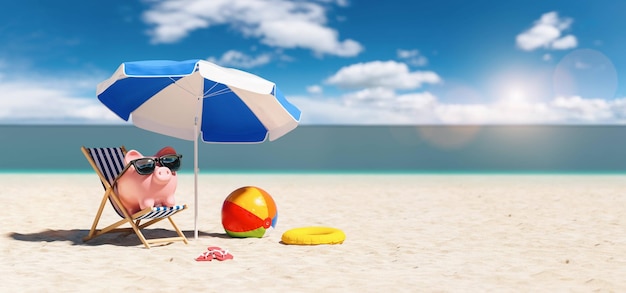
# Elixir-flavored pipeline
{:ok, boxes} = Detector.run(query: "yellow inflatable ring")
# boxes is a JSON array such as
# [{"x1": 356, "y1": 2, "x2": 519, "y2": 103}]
[{"x1": 281, "y1": 226, "x2": 346, "y2": 245}]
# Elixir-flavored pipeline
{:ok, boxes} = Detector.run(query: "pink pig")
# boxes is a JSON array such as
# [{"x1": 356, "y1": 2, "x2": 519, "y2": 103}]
[{"x1": 116, "y1": 146, "x2": 179, "y2": 215}]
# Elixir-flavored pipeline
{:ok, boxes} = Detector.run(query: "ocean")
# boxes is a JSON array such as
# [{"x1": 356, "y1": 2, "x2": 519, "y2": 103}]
[{"x1": 1, "y1": 125, "x2": 626, "y2": 173}]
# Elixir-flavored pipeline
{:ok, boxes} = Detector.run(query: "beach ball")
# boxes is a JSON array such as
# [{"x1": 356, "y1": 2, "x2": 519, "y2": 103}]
[{"x1": 221, "y1": 186, "x2": 278, "y2": 238}]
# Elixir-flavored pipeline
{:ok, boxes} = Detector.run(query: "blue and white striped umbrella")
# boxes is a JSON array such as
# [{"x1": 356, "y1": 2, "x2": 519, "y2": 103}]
[{"x1": 97, "y1": 59, "x2": 301, "y2": 238}]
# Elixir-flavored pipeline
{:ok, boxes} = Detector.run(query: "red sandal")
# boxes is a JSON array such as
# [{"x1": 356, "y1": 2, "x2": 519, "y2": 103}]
[
  {"x1": 207, "y1": 246, "x2": 233, "y2": 261},
  {"x1": 195, "y1": 250, "x2": 215, "y2": 261}
]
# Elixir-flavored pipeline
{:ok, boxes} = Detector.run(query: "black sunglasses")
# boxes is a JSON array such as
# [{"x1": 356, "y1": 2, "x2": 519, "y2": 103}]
[{"x1": 124, "y1": 154, "x2": 183, "y2": 175}]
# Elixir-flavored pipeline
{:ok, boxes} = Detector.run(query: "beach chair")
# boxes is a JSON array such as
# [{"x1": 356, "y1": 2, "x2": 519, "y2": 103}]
[{"x1": 81, "y1": 146, "x2": 188, "y2": 249}]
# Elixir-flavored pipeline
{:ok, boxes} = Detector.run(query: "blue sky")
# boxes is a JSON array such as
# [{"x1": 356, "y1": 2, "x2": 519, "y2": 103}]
[{"x1": 1, "y1": 0, "x2": 625, "y2": 124}]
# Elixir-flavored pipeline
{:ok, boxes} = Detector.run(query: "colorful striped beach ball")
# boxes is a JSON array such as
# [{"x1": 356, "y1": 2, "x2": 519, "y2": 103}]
[{"x1": 221, "y1": 186, "x2": 278, "y2": 238}]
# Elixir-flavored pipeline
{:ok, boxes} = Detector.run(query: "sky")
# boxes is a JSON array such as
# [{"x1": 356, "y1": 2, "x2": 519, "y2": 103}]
[{"x1": 1, "y1": 0, "x2": 626, "y2": 125}]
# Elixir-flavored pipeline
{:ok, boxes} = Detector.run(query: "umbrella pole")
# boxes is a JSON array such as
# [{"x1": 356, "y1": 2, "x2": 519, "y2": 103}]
[{"x1": 194, "y1": 116, "x2": 199, "y2": 240}]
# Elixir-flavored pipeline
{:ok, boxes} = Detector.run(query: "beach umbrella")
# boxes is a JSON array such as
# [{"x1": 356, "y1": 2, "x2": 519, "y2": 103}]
[{"x1": 96, "y1": 59, "x2": 301, "y2": 239}]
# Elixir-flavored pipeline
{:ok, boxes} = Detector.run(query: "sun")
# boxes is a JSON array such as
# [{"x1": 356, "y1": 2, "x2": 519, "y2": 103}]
[
  {"x1": 495, "y1": 78, "x2": 547, "y2": 105},
  {"x1": 507, "y1": 87, "x2": 526, "y2": 102},
  {"x1": 496, "y1": 83, "x2": 530, "y2": 105},
  {"x1": 488, "y1": 66, "x2": 552, "y2": 105}
]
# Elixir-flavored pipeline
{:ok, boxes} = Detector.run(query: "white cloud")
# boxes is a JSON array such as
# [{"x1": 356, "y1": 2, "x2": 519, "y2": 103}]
[
  {"x1": 550, "y1": 96, "x2": 620, "y2": 122},
  {"x1": 341, "y1": 87, "x2": 396, "y2": 106},
  {"x1": 3, "y1": 56, "x2": 625, "y2": 126},
  {"x1": 207, "y1": 50, "x2": 271, "y2": 68},
  {"x1": 396, "y1": 92, "x2": 438, "y2": 110},
  {"x1": 325, "y1": 60, "x2": 441, "y2": 90},
  {"x1": 397, "y1": 49, "x2": 428, "y2": 66},
  {"x1": 290, "y1": 91, "x2": 626, "y2": 125},
  {"x1": 315, "y1": 0, "x2": 350, "y2": 7},
  {"x1": 289, "y1": 96, "x2": 424, "y2": 124},
  {"x1": 306, "y1": 85, "x2": 323, "y2": 95},
  {"x1": 304, "y1": 58, "x2": 626, "y2": 124},
  {"x1": 574, "y1": 60, "x2": 591, "y2": 69},
  {"x1": 0, "y1": 70, "x2": 123, "y2": 124},
  {"x1": 516, "y1": 11, "x2": 578, "y2": 51},
  {"x1": 255, "y1": 19, "x2": 362, "y2": 57},
  {"x1": 142, "y1": 0, "x2": 362, "y2": 57},
  {"x1": 3, "y1": 68, "x2": 626, "y2": 125},
  {"x1": 334, "y1": 0, "x2": 350, "y2": 7},
  {"x1": 551, "y1": 34, "x2": 577, "y2": 50},
  {"x1": 543, "y1": 54, "x2": 552, "y2": 61},
  {"x1": 396, "y1": 49, "x2": 417, "y2": 59}
]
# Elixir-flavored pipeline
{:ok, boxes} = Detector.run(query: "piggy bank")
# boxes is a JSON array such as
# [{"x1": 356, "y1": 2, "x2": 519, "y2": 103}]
[{"x1": 116, "y1": 146, "x2": 179, "y2": 215}]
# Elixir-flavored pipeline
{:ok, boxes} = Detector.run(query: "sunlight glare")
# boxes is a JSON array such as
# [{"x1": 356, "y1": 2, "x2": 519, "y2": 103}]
[
  {"x1": 507, "y1": 87, "x2": 525, "y2": 102},
  {"x1": 489, "y1": 67, "x2": 552, "y2": 106}
]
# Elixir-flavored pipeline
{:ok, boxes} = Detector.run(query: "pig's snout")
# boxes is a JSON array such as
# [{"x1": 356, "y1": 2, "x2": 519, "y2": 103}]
[{"x1": 152, "y1": 167, "x2": 172, "y2": 184}]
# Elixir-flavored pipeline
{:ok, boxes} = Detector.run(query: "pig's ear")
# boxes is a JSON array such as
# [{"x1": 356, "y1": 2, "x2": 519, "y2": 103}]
[
  {"x1": 124, "y1": 150, "x2": 143, "y2": 164},
  {"x1": 154, "y1": 146, "x2": 176, "y2": 157}
]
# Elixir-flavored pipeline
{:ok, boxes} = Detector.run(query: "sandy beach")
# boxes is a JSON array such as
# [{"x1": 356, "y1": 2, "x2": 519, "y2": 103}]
[{"x1": 1, "y1": 173, "x2": 625, "y2": 292}]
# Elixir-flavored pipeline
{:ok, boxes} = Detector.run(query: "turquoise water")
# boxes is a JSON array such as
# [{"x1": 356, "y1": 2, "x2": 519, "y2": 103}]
[
  {"x1": 3, "y1": 170, "x2": 625, "y2": 176},
  {"x1": 2, "y1": 125, "x2": 626, "y2": 173}
]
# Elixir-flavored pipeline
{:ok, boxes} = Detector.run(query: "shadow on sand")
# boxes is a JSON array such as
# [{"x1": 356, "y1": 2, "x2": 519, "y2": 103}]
[{"x1": 8, "y1": 229, "x2": 230, "y2": 247}]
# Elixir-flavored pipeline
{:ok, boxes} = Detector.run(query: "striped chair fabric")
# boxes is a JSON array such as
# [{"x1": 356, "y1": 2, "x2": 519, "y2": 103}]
[
  {"x1": 135, "y1": 205, "x2": 187, "y2": 220},
  {"x1": 87, "y1": 147, "x2": 125, "y2": 186}
]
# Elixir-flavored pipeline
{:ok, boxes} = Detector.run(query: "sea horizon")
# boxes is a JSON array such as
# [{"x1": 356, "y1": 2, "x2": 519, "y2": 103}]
[{"x1": 2, "y1": 124, "x2": 626, "y2": 173}]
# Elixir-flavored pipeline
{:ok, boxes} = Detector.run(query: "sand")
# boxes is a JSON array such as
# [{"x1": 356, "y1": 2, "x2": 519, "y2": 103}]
[{"x1": 1, "y1": 173, "x2": 626, "y2": 292}]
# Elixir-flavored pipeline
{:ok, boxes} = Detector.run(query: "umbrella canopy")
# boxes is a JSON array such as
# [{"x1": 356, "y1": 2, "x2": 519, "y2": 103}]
[
  {"x1": 98, "y1": 59, "x2": 300, "y2": 143},
  {"x1": 97, "y1": 59, "x2": 301, "y2": 238}
]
